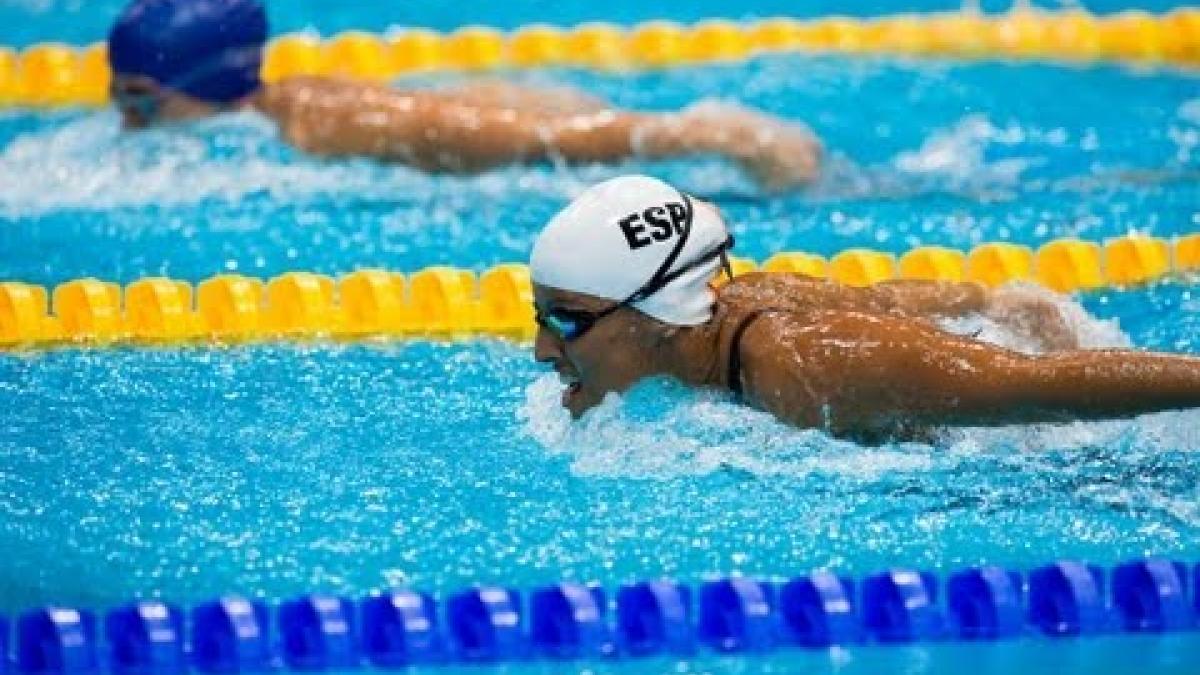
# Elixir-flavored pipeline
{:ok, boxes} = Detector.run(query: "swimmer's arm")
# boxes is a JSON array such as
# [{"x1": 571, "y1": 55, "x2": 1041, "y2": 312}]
[
  {"x1": 258, "y1": 77, "x2": 640, "y2": 169},
  {"x1": 738, "y1": 311, "x2": 1200, "y2": 436},
  {"x1": 258, "y1": 78, "x2": 820, "y2": 187}
]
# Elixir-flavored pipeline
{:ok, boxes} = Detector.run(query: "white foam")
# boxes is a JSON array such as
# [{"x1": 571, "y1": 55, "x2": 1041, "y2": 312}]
[
  {"x1": 1169, "y1": 98, "x2": 1200, "y2": 164},
  {"x1": 515, "y1": 291, "x2": 1200, "y2": 480},
  {"x1": 518, "y1": 373, "x2": 939, "y2": 481},
  {"x1": 806, "y1": 113, "x2": 1078, "y2": 203},
  {"x1": 936, "y1": 408, "x2": 1200, "y2": 466},
  {"x1": 938, "y1": 282, "x2": 1131, "y2": 354},
  {"x1": 0, "y1": 110, "x2": 588, "y2": 217},
  {"x1": 1178, "y1": 98, "x2": 1200, "y2": 126},
  {"x1": 893, "y1": 114, "x2": 1036, "y2": 187}
]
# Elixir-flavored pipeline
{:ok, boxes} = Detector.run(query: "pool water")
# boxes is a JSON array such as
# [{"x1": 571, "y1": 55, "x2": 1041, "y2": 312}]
[
  {"x1": 2, "y1": 1, "x2": 1200, "y2": 673},
  {"x1": 3, "y1": 56, "x2": 1198, "y2": 281}
]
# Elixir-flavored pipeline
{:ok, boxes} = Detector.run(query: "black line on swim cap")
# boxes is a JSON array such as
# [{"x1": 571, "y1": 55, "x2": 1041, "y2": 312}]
[
  {"x1": 586, "y1": 192, "x2": 732, "y2": 326},
  {"x1": 622, "y1": 191, "x2": 694, "y2": 306}
]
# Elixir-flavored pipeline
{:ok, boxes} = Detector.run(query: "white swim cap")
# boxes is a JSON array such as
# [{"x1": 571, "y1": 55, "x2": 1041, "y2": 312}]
[{"x1": 531, "y1": 175, "x2": 732, "y2": 326}]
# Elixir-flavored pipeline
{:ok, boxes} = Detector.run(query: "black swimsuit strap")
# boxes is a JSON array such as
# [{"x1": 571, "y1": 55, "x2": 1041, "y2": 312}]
[{"x1": 727, "y1": 308, "x2": 787, "y2": 398}]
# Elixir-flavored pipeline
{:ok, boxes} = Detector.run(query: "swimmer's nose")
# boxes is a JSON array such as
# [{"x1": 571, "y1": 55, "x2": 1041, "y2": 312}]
[
  {"x1": 120, "y1": 109, "x2": 147, "y2": 130},
  {"x1": 533, "y1": 327, "x2": 562, "y2": 364}
]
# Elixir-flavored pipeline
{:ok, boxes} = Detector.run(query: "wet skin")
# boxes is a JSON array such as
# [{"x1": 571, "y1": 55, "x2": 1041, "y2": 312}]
[
  {"x1": 534, "y1": 273, "x2": 1200, "y2": 439},
  {"x1": 111, "y1": 74, "x2": 822, "y2": 190}
]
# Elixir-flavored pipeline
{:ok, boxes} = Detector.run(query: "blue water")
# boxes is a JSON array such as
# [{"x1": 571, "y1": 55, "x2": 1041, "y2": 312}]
[
  {"x1": 2, "y1": 56, "x2": 1198, "y2": 283},
  {"x1": 2, "y1": 0, "x2": 1200, "y2": 673}
]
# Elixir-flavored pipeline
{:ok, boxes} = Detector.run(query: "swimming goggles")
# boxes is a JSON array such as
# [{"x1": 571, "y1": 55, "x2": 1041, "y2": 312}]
[
  {"x1": 110, "y1": 81, "x2": 165, "y2": 123},
  {"x1": 535, "y1": 192, "x2": 735, "y2": 343}
]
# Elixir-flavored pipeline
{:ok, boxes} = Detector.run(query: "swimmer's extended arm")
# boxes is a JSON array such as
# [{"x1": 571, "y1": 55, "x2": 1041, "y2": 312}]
[
  {"x1": 738, "y1": 311, "x2": 1200, "y2": 436},
  {"x1": 255, "y1": 78, "x2": 820, "y2": 188},
  {"x1": 256, "y1": 77, "x2": 628, "y2": 170}
]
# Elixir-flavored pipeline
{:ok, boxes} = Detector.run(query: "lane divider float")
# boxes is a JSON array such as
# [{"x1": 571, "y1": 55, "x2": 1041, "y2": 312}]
[
  {"x1": 1, "y1": 557, "x2": 1197, "y2": 671},
  {"x1": 1, "y1": 9, "x2": 1197, "y2": 108},
  {"x1": 1, "y1": 233, "x2": 1197, "y2": 350}
]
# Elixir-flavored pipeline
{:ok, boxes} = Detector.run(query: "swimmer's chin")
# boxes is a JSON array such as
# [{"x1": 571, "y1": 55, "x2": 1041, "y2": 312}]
[
  {"x1": 122, "y1": 115, "x2": 150, "y2": 131},
  {"x1": 562, "y1": 383, "x2": 604, "y2": 419}
]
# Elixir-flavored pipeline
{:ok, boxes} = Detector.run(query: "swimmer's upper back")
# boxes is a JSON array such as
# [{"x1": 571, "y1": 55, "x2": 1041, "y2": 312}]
[{"x1": 716, "y1": 272, "x2": 891, "y2": 318}]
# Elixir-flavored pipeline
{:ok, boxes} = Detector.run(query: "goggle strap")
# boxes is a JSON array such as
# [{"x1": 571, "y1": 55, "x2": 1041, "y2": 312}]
[{"x1": 638, "y1": 235, "x2": 735, "y2": 295}]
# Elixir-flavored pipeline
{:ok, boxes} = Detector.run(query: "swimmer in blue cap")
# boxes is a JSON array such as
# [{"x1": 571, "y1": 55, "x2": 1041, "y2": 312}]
[
  {"x1": 532, "y1": 176, "x2": 1200, "y2": 440},
  {"x1": 108, "y1": 0, "x2": 267, "y2": 127},
  {"x1": 107, "y1": 0, "x2": 822, "y2": 190}
]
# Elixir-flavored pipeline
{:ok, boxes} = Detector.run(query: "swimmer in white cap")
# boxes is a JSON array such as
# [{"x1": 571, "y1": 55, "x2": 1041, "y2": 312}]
[
  {"x1": 108, "y1": 0, "x2": 822, "y2": 191},
  {"x1": 531, "y1": 175, "x2": 1200, "y2": 440}
]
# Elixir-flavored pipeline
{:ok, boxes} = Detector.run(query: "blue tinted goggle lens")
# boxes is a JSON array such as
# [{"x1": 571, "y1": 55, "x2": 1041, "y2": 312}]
[
  {"x1": 113, "y1": 87, "x2": 163, "y2": 122},
  {"x1": 536, "y1": 308, "x2": 595, "y2": 342}
]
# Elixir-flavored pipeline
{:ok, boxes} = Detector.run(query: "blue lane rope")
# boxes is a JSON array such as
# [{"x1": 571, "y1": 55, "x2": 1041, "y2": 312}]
[{"x1": 5, "y1": 557, "x2": 1198, "y2": 672}]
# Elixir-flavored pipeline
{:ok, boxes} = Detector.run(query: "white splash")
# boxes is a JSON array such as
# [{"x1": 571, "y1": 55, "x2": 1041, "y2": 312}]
[
  {"x1": 893, "y1": 114, "x2": 1036, "y2": 186},
  {"x1": 513, "y1": 290, "x2": 1199, "y2": 480},
  {"x1": 1178, "y1": 98, "x2": 1200, "y2": 126},
  {"x1": 938, "y1": 282, "x2": 1131, "y2": 354},
  {"x1": 937, "y1": 408, "x2": 1200, "y2": 462},
  {"x1": 1168, "y1": 98, "x2": 1200, "y2": 164},
  {"x1": 0, "y1": 110, "x2": 585, "y2": 217},
  {"x1": 517, "y1": 373, "x2": 937, "y2": 480}
]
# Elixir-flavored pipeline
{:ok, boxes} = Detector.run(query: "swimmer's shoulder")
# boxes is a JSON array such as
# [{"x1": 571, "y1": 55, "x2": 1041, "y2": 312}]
[
  {"x1": 715, "y1": 272, "x2": 860, "y2": 374},
  {"x1": 713, "y1": 276, "x2": 823, "y2": 389},
  {"x1": 718, "y1": 306, "x2": 824, "y2": 426}
]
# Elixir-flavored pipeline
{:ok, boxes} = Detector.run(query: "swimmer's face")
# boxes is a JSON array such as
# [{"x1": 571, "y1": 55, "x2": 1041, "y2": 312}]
[
  {"x1": 533, "y1": 284, "x2": 664, "y2": 417},
  {"x1": 111, "y1": 74, "x2": 222, "y2": 129}
]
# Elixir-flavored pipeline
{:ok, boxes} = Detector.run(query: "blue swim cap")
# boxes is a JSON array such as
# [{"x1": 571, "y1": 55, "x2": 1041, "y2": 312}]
[{"x1": 108, "y1": 0, "x2": 268, "y2": 104}]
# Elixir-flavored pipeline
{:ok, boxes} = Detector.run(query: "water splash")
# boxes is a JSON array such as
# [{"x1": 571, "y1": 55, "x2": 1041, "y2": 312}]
[
  {"x1": 893, "y1": 114, "x2": 1038, "y2": 189},
  {"x1": 0, "y1": 111, "x2": 591, "y2": 217},
  {"x1": 938, "y1": 282, "x2": 1131, "y2": 354},
  {"x1": 1168, "y1": 98, "x2": 1200, "y2": 165},
  {"x1": 517, "y1": 373, "x2": 938, "y2": 481},
  {"x1": 517, "y1": 291, "x2": 1200, "y2": 483},
  {"x1": 804, "y1": 113, "x2": 1080, "y2": 205}
]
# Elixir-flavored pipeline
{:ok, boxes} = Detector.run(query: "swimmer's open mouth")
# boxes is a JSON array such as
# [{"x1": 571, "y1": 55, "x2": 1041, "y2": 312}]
[{"x1": 557, "y1": 370, "x2": 582, "y2": 405}]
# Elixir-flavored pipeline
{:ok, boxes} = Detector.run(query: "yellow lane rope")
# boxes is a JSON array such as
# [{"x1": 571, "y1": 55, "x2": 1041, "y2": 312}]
[
  {"x1": 2, "y1": 233, "x2": 1197, "y2": 350},
  {"x1": 0, "y1": 9, "x2": 1197, "y2": 108}
]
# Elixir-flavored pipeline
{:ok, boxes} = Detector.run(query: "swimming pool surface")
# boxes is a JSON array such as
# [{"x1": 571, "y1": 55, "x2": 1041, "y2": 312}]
[{"x1": 1, "y1": 1, "x2": 1199, "y2": 672}]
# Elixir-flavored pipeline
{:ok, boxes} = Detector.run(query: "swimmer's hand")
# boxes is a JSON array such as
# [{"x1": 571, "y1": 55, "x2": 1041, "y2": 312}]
[{"x1": 984, "y1": 286, "x2": 1078, "y2": 352}]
